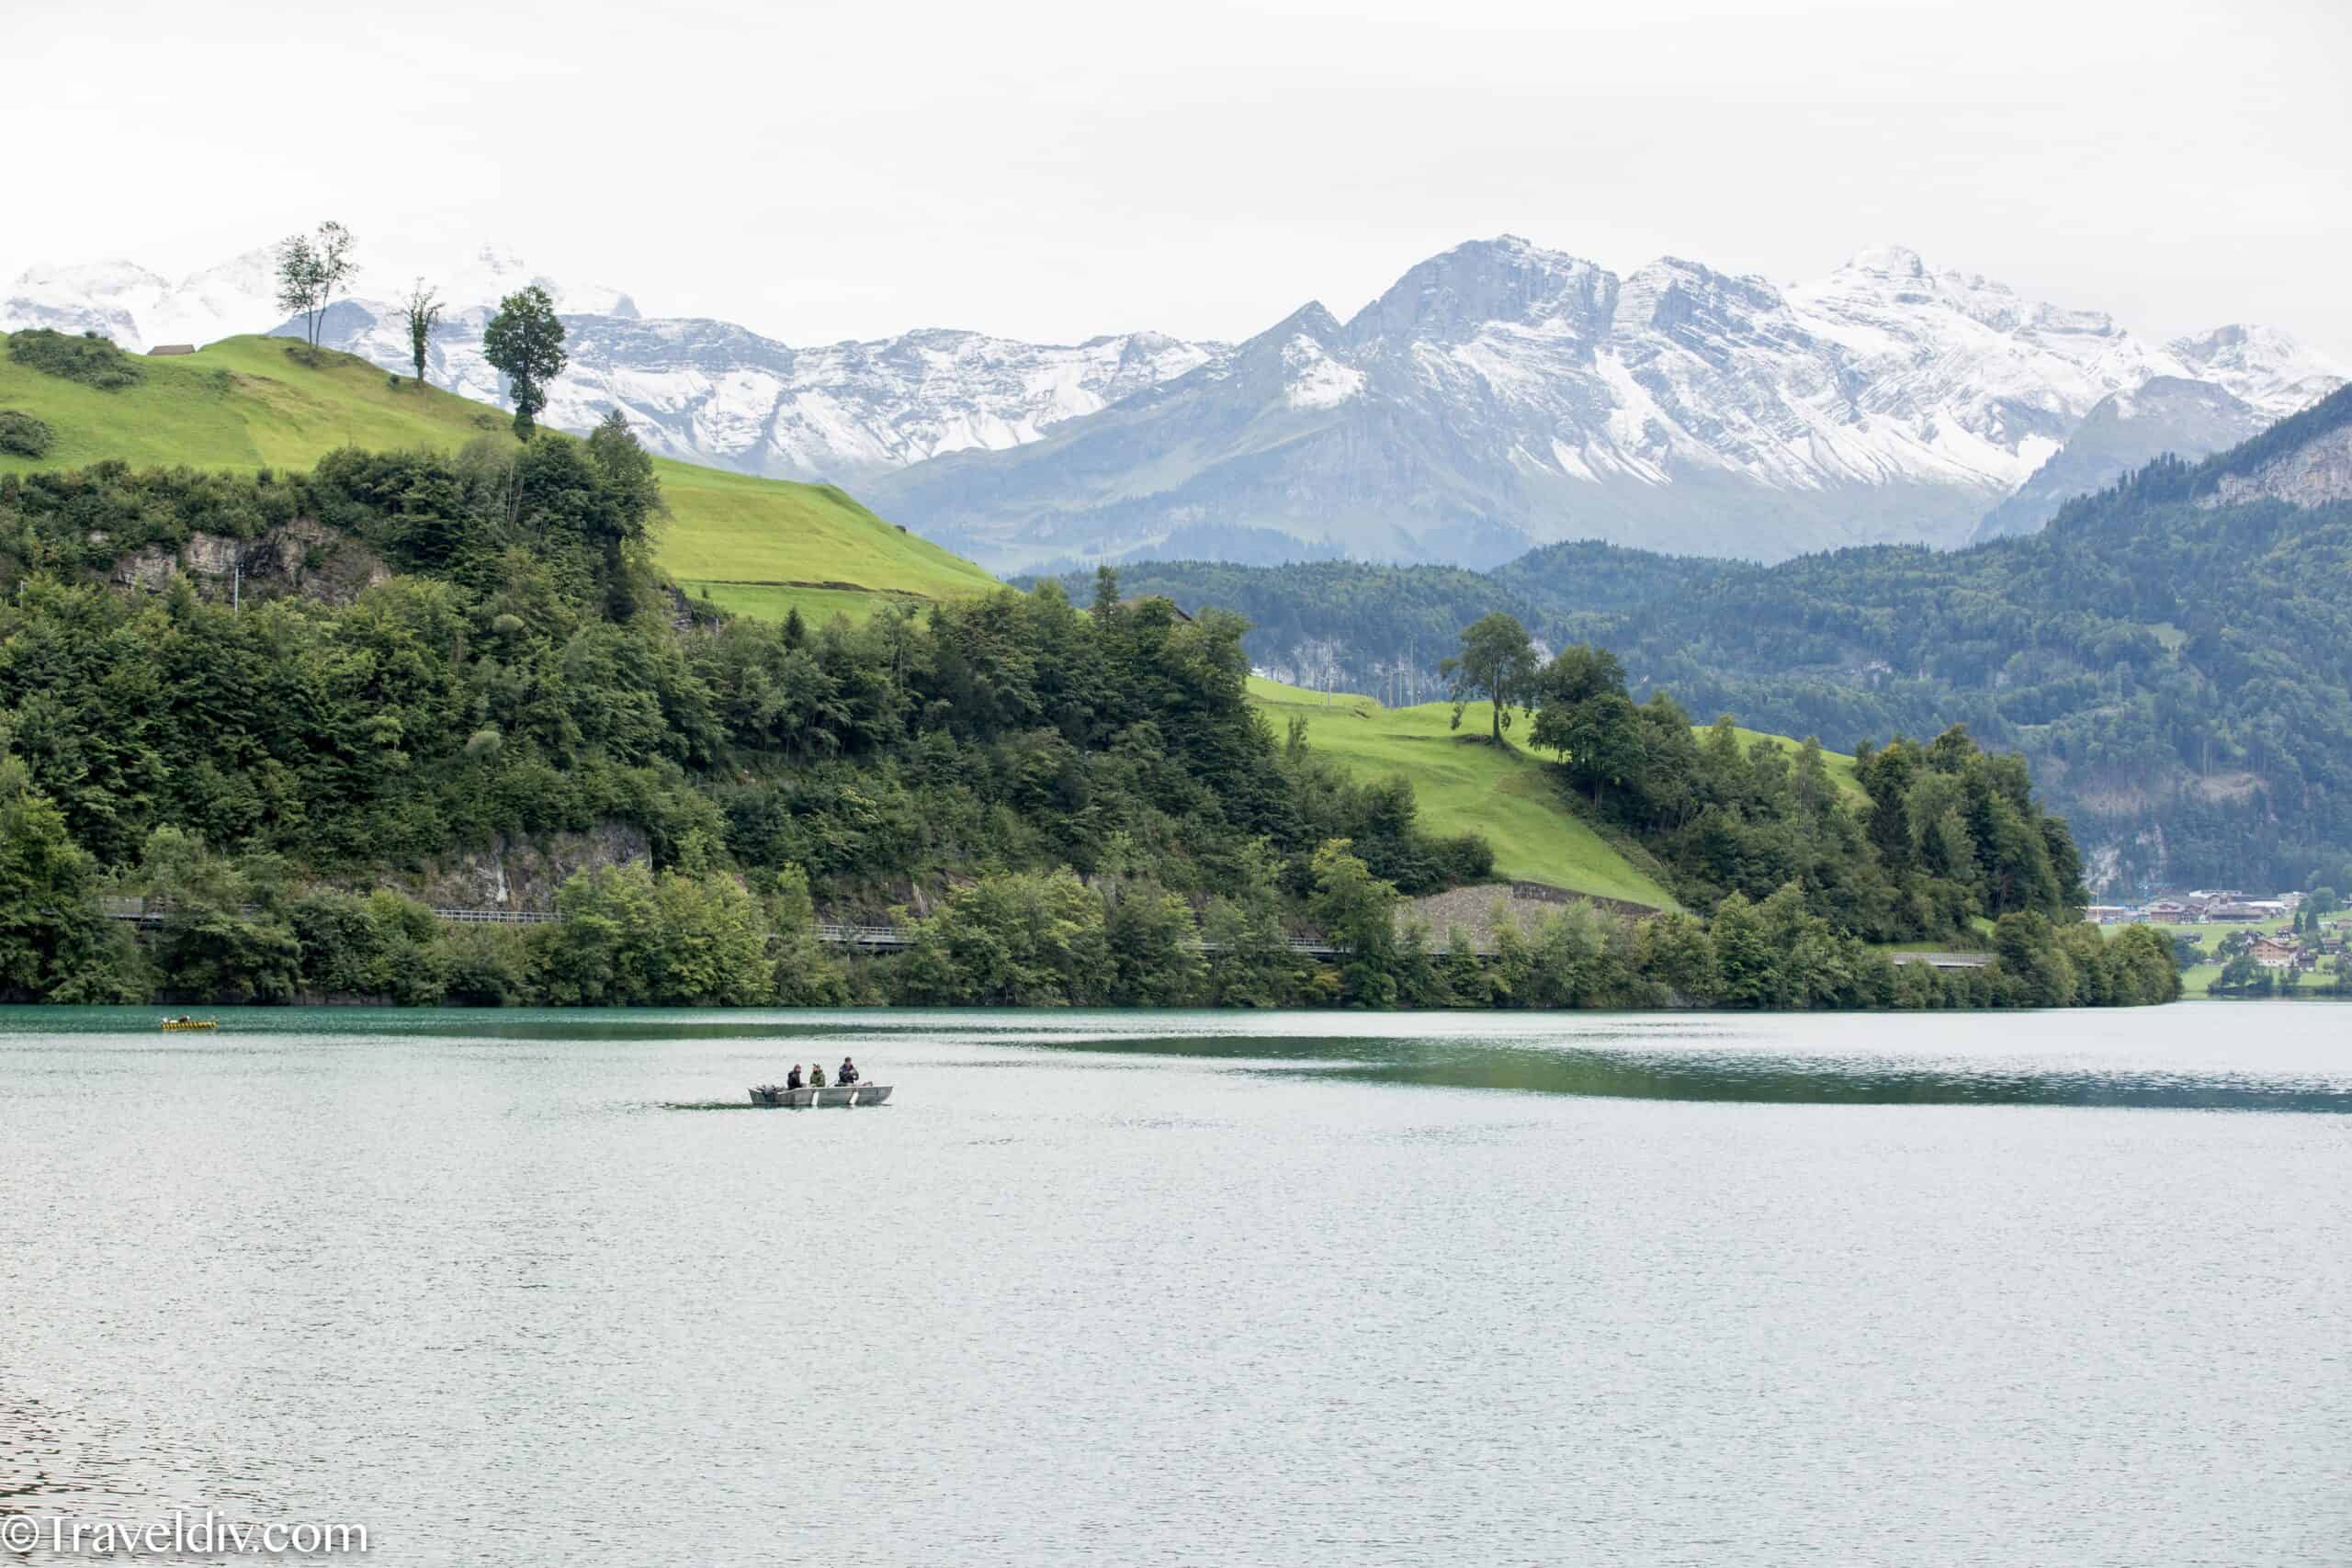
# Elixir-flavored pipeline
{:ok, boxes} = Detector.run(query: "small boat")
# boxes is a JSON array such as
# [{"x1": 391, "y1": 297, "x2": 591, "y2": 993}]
[
  {"x1": 748, "y1": 1084, "x2": 892, "y2": 1109},
  {"x1": 159, "y1": 1020, "x2": 220, "y2": 1032}
]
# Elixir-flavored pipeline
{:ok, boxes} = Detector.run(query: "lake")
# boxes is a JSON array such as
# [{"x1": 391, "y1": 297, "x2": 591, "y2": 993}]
[{"x1": 3, "y1": 1005, "x2": 2347, "y2": 1565}]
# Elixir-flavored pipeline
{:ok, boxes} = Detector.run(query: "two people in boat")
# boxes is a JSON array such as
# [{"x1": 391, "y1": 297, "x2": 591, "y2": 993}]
[{"x1": 782, "y1": 1058, "x2": 860, "y2": 1090}]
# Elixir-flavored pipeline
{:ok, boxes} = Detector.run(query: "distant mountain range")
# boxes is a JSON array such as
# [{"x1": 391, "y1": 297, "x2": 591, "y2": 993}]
[{"x1": 6, "y1": 237, "x2": 2342, "y2": 569}]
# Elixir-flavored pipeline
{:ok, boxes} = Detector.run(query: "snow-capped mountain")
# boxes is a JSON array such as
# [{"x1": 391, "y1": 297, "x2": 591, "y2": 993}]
[
  {"x1": 6, "y1": 234, "x2": 2339, "y2": 569},
  {"x1": 318, "y1": 305, "x2": 1221, "y2": 478},
  {"x1": 0, "y1": 254, "x2": 277, "y2": 352},
  {"x1": 862, "y1": 238, "x2": 2347, "y2": 570}
]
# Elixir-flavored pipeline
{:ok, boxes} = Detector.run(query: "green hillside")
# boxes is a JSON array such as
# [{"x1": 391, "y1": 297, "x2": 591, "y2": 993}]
[
  {"x1": 0, "y1": 332, "x2": 996, "y2": 620},
  {"x1": 1246, "y1": 677, "x2": 1679, "y2": 908}
]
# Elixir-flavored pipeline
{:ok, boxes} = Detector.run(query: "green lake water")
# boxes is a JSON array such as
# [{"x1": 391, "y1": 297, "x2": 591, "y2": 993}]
[{"x1": 3, "y1": 1005, "x2": 2346, "y2": 1564}]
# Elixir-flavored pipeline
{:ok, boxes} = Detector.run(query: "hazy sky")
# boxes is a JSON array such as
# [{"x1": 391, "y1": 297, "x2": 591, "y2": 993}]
[{"x1": 9, "y1": 0, "x2": 2349, "y2": 355}]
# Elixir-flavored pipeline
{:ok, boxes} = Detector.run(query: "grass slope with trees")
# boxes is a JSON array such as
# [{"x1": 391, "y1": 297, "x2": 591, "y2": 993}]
[
  {"x1": 0, "y1": 329, "x2": 998, "y2": 624},
  {"x1": 1245, "y1": 676, "x2": 1679, "y2": 908}
]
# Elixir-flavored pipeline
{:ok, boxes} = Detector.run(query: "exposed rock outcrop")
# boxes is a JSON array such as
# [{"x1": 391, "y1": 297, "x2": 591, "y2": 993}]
[
  {"x1": 2199, "y1": 421, "x2": 2352, "y2": 510},
  {"x1": 105, "y1": 517, "x2": 389, "y2": 605},
  {"x1": 386, "y1": 824, "x2": 654, "y2": 913}
]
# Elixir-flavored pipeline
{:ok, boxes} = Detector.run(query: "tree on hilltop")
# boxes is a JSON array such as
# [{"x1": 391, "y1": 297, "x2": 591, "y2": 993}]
[
  {"x1": 482, "y1": 285, "x2": 568, "y2": 440},
  {"x1": 399, "y1": 278, "x2": 443, "y2": 390},
  {"x1": 1442, "y1": 612, "x2": 1538, "y2": 744},
  {"x1": 275, "y1": 220, "x2": 356, "y2": 358}
]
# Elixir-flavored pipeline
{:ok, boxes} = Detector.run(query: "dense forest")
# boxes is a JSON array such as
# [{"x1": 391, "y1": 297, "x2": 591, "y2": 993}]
[
  {"x1": 0, "y1": 431, "x2": 2171, "y2": 1010},
  {"x1": 1097, "y1": 389, "x2": 2352, "y2": 893}
]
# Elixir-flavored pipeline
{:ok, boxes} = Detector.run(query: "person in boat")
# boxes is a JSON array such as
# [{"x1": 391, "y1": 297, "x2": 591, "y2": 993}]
[
  {"x1": 786, "y1": 1066, "x2": 803, "y2": 1090},
  {"x1": 809, "y1": 1064, "x2": 827, "y2": 1088},
  {"x1": 837, "y1": 1057, "x2": 859, "y2": 1085}
]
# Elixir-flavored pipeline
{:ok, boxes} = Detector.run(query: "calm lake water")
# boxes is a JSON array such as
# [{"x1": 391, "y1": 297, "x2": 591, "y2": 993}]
[{"x1": 3, "y1": 1005, "x2": 2348, "y2": 1566}]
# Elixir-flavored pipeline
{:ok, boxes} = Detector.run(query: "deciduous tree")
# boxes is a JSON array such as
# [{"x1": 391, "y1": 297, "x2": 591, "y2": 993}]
[
  {"x1": 1441, "y1": 612, "x2": 1538, "y2": 744},
  {"x1": 275, "y1": 221, "x2": 356, "y2": 357},
  {"x1": 482, "y1": 285, "x2": 568, "y2": 440}
]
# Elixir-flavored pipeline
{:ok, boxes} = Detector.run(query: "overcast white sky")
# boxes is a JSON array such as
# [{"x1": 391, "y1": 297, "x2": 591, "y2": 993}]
[{"x1": 8, "y1": 0, "x2": 2349, "y2": 355}]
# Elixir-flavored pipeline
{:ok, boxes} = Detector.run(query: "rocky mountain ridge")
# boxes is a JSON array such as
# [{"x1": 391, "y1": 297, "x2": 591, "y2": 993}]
[{"x1": 865, "y1": 238, "x2": 2346, "y2": 569}]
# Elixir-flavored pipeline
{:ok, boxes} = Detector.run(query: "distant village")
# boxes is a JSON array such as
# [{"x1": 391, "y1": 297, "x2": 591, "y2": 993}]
[{"x1": 2086, "y1": 889, "x2": 2348, "y2": 979}]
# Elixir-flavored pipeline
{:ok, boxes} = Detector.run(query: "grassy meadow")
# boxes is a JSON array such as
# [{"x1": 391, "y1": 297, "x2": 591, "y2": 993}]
[
  {"x1": 0, "y1": 333, "x2": 996, "y2": 619},
  {"x1": 1247, "y1": 676, "x2": 1680, "y2": 908}
]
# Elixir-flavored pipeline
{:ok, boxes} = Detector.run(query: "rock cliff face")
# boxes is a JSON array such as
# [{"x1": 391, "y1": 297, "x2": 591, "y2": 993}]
[
  {"x1": 101, "y1": 517, "x2": 387, "y2": 605},
  {"x1": 390, "y1": 823, "x2": 653, "y2": 913},
  {"x1": 2200, "y1": 420, "x2": 2352, "y2": 510}
]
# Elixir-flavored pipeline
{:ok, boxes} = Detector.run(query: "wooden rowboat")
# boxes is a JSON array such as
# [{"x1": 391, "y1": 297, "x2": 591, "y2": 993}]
[{"x1": 747, "y1": 1084, "x2": 892, "y2": 1108}]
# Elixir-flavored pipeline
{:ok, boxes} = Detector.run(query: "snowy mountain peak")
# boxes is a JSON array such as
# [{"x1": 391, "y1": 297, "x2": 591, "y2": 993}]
[
  {"x1": 1617, "y1": 256, "x2": 1785, "y2": 336},
  {"x1": 11, "y1": 258, "x2": 168, "y2": 294},
  {"x1": 4, "y1": 258, "x2": 178, "y2": 348},
  {"x1": 1276, "y1": 300, "x2": 1346, "y2": 344},
  {"x1": 1346, "y1": 235, "x2": 1612, "y2": 346},
  {"x1": 1841, "y1": 243, "x2": 1929, "y2": 279},
  {"x1": 2168, "y1": 322, "x2": 2347, "y2": 411},
  {"x1": 443, "y1": 244, "x2": 639, "y2": 319}
]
